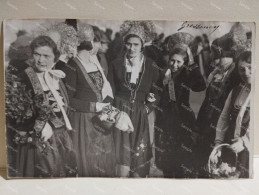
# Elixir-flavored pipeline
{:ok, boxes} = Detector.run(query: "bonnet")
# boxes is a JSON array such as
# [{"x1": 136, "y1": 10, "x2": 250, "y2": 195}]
[
  {"x1": 120, "y1": 20, "x2": 156, "y2": 45},
  {"x1": 34, "y1": 22, "x2": 79, "y2": 56},
  {"x1": 211, "y1": 22, "x2": 249, "y2": 59}
]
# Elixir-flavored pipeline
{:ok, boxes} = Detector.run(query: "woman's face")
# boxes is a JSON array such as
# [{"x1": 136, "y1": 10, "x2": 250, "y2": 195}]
[
  {"x1": 210, "y1": 46, "x2": 220, "y2": 62},
  {"x1": 90, "y1": 41, "x2": 101, "y2": 55},
  {"x1": 100, "y1": 42, "x2": 109, "y2": 53},
  {"x1": 33, "y1": 46, "x2": 55, "y2": 72},
  {"x1": 125, "y1": 37, "x2": 142, "y2": 58},
  {"x1": 169, "y1": 54, "x2": 185, "y2": 72},
  {"x1": 238, "y1": 60, "x2": 251, "y2": 84}
]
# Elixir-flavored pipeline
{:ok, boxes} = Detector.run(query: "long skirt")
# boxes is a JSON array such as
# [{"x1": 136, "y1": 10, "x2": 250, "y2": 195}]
[
  {"x1": 155, "y1": 103, "x2": 198, "y2": 178},
  {"x1": 16, "y1": 127, "x2": 75, "y2": 178},
  {"x1": 196, "y1": 100, "x2": 221, "y2": 176},
  {"x1": 196, "y1": 115, "x2": 219, "y2": 177},
  {"x1": 6, "y1": 126, "x2": 18, "y2": 177},
  {"x1": 113, "y1": 97, "x2": 152, "y2": 177},
  {"x1": 69, "y1": 111, "x2": 116, "y2": 177}
]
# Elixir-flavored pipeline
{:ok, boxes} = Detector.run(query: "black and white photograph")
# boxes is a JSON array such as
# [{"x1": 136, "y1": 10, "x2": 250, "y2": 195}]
[{"x1": 4, "y1": 19, "x2": 254, "y2": 179}]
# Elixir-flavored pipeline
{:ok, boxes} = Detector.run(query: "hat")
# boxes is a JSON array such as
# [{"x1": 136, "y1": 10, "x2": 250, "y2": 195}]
[
  {"x1": 8, "y1": 35, "x2": 33, "y2": 60},
  {"x1": 120, "y1": 20, "x2": 156, "y2": 44},
  {"x1": 78, "y1": 23, "x2": 94, "y2": 43},
  {"x1": 100, "y1": 31, "x2": 110, "y2": 43},
  {"x1": 168, "y1": 32, "x2": 194, "y2": 52},
  {"x1": 34, "y1": 22, "x2": 79, "y2": 55},
  {"x1": 211, "y1": 22, "x2": 248, "y2": 58},
  {"x1": 91, "y1": 25, "x2": 102, "y2": 42}
]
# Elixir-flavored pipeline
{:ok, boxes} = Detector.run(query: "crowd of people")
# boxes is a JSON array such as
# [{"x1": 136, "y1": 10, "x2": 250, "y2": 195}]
[{"x1": 5, "y1": 19, "x2": 252, "y2": 178}]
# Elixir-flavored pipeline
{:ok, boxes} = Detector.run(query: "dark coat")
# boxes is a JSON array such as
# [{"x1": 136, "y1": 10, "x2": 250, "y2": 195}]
[
  {"x1": 108, "y1": 56, "x2": 160, "y2": 113},
  {"x1": 155, "y1": 64, "x2": 206, "y2": 177},
  {"x1": 196, "y1": 63, "x2": 240, "y2": 168},
  {"x1": 6, "y1": 66, "x2": 74, "y2": 178},
  {"x1": 62, "y1": 57, "x2": 113, "y2": 113},
  {"x1": 108, "y1": 56, "x2": 160, "y2": 177}
]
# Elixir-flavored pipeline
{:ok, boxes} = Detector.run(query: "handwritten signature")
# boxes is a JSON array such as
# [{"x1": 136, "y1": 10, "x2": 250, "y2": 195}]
[{"x1": 178, "y1": 21, "x2": 220, "y2": 33}]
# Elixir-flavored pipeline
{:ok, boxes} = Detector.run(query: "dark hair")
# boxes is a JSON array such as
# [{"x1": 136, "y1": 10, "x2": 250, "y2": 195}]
[
  {"x1": 106, "y1": 28, "x2": 113, "y2": 35},
  {"x1": 16, "y1": 30, "x2": 27, "y2": 37},
  {"x1": 92, "y1": 26, "x2": 102, "y2": 42},
  {"x1": 161, "y1": 36, "x2": 171, "y2": 53},
  {"x1": 211, "y1": 40, "x2": 221, "y2": 59},
  {"x1": 124, "y1": 34, "x2": 144, "y2": 47},
  {"x1": 65, "y1": 19, "x2": 78, "y2": 31},
  {"x1": 194, "y1": 36, "x2": 202, "y2": 43},
  {"x1": 158, "y1": 33, "x2": 165, "y2": 40},
  {"x1": 77, "y1": 40, "x2": 93, "y2": 51},
  {"x1": 115, "y1": 32, "x2": 120, "y2": 38},
  {"x1": 163, "y1": 36, "x2": 170, "y2": 45},
  {"x1": 30, "y1": 36, "x2": 60, "y2": 62},
  {"x1": 168, "y1": 47, "x2": 189, "y2": 65},
  {"x1": 239, "y1": 51, "x2": 251, "y2": 64},
  {"x1": 202, "y1": 34, "x2": 209, "y2": 40},
  {"x1": 211, "y1": 38, "x2": 236, "y2": 60},
  {"x1": 246, "y1": 32, "x2": 252, "y2": 40}
]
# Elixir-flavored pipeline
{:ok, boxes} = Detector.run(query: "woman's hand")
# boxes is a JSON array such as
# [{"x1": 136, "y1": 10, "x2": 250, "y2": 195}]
[
  {"x1": 230, "y1": 137, "x2": 245, "y2": 153},
  {"x1": 41, "y1": 122, "x2": 53, "y2": 142},
  {"x1": 96, "y1": 102, "x2": 110, "y2": 112},
  {"x1": 146, "y1": 93, "x2": 156, "y2": 103},
  {"x1": 210, "y1": 146, "x2": 222, "y2": 164}
]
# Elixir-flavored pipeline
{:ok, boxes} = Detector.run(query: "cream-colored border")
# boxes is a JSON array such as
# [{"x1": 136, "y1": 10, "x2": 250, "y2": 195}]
[{"x1": 0, "y1": 0, "x2": 258, "y2": 172}]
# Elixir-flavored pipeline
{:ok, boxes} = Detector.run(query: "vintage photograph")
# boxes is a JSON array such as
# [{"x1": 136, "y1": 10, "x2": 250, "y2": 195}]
[{"x1": 4, "y1": 19, "x2": 254, "y2": 178}]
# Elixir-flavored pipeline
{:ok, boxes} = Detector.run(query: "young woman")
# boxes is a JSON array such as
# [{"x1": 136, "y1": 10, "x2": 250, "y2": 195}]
[
  {"x1": 212, "y1": 51, "x2": 252, "y2": 178},
  {"x1": 108, "y1": 21, "x2": 160, "y2": 177},
  {"x1": 7, "y1": 36, "x2": 75, "y2": 177},
  {"x1": 196, "y1": 23, "x2": 248, "y2": 176},
  {"x1": 155, "y1": 35, "x2": 206, "y2": 178},
  {"x1": 63, "y1": 24, "x2": 116, "y2": 177}
]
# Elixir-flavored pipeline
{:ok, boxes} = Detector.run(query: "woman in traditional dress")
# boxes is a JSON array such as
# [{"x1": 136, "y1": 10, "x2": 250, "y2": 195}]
[
  {"x1": 108, "y1": 21, "x2": 160, "y2": 177},
  {"x1": 211, "y1": 50, "x2": 252, "y2": 178},
  {"x1": 196, "y1": 23, "x2": 248, "y2": 176},
  {"x1": 63, "y1": 24, "x2": 116, "y2": 177},
  {"x1": 155, "y1": 33, "x2": 206, "y2": 178},
  {"x1": 6, "y1": 35, "x2": 75, "y2": 177},
  {"x1": 35, "y1": 22, "x2": 79, "y2": 72}
]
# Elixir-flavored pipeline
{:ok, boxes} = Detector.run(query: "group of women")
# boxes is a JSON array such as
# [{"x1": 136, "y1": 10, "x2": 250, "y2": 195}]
[{"x1": 6, "y1": 20, "x2": 252, "y2": 178}]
